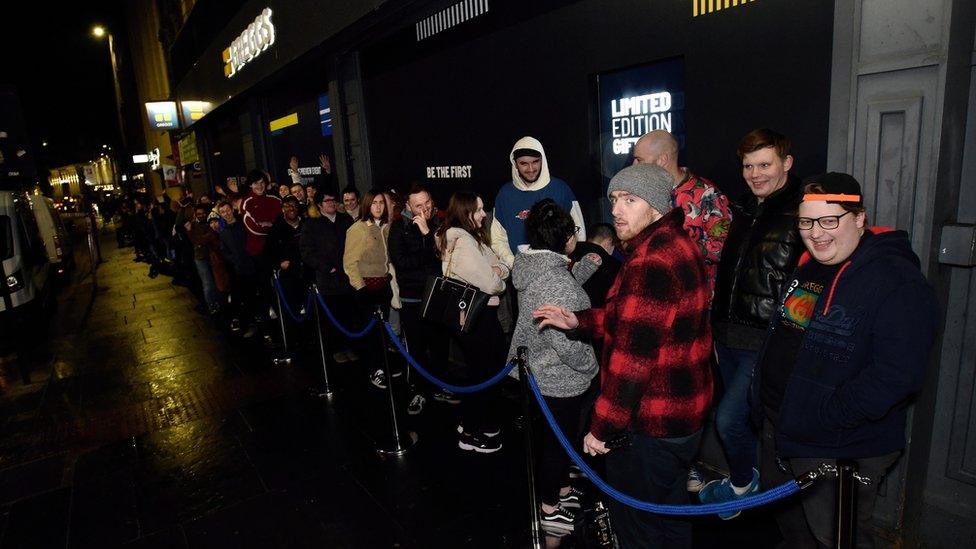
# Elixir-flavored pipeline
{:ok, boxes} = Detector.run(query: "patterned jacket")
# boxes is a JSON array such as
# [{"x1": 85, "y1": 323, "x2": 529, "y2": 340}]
[
  {"x1": 672, "y1": 169, "x2": 731, "y2": 293},
  {"x1": 576, "y1": 208, "x2": 713, "y2": 440}
]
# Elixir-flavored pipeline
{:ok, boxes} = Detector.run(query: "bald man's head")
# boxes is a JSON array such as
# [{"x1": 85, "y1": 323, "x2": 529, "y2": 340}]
[{"x1": 632, "y1": 130, "x2": 679, "y2": 170}]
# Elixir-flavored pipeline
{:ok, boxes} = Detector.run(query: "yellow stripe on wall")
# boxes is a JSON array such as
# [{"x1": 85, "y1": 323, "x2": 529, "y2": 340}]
[
  {"x1": 269, "y1": 113, "x2": 299, "y2": 132},
  {"x1": 695, "y1": 0, "x2": 755, "y2": 17}
]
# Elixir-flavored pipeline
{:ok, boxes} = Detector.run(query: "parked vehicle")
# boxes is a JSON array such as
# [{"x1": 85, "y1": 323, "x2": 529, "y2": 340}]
[
  {"x1": 28, "y1": 195, "x2": 74, "y2": 276},
  {"x1": 0, "y1": 190, "x2": 52, "y2": 339}
]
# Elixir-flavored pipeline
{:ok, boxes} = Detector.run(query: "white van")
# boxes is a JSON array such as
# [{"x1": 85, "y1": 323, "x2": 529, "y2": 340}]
[
  {"x1": 0, "y1": 191, "x2": 52, "y2": 334},
  {"x1": 28, "y1": 194, "x2": 73, "y2": 275}
]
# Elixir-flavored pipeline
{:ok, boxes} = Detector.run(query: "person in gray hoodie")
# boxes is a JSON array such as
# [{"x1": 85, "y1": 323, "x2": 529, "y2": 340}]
[{"x1": 509, "y1": 199, "x2": 599, "y2": 535}]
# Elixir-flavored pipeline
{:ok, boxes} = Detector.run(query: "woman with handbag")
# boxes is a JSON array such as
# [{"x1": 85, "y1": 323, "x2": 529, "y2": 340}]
[
  {"x1": 343, "y1": 188, "x2": 393, "y2": 388},
  {"x1": 436, "y1": 192, "x2": 510, "y2": 454}
]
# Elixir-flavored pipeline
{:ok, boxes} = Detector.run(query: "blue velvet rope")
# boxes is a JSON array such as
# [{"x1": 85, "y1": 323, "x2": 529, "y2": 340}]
[
  {"x1": 313, "y1": 289, "x2": 377, "y2": 339},
  {"x1": 272, "y1": 276, "x2": 313, "y2": 323},
  {"x1": 383, "y1": 322, "x2": 515, "y2": 394},
  {"x1": 526, "y1": 374, "x2": 802, "y2": 516}
]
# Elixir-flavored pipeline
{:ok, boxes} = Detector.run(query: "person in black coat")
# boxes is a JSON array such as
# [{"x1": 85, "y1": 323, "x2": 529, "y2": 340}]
[
  {"x1": 388, "y1": 183, "x2": 452, "y2": 414},
  {"x1": 300, "y1": 188, "x2": 357, "y2": 362},
  {"x1": 266, "y1": 196, "x2": 306, "y2": 313},
  {"x1": 568, "y1": 222, "x2": 621, "y2": 308},
  {"x1": 702, "y1": 128, "x2": 806, "y2": 512},
  {"x1": 751, "y1": 173, "x2": 938, "y2": 548},
  {"x1": 218, "y1": 201, "x2": 258, "y2": 335}
]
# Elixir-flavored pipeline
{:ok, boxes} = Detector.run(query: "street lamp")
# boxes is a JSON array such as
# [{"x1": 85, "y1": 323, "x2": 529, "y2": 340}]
[
  {"x1": 91, "y1": 24, "x2": 126, "y2": 188},
  {"x1": 92, "y1": 25, "x2": 128, "y2": 150}
]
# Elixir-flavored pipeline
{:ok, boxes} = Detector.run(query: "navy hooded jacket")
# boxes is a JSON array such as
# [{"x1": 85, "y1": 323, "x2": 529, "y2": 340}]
[{"x1": 751, "y1": 228, "x2": 940, "y2": 459}]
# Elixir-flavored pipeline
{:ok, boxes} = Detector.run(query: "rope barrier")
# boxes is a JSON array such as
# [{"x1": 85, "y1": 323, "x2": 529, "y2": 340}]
[
  {"x1": 268, "y1": 280, "x2": 811, "y2": 518},
  {"x1": 313, "y1": 289, "x2": 377, "y2": 339},
  {"x1": 272, "y1": 276, "x2": 314, "y2": 323},
  {"x1": 526, "y1": 375, "x2": 803, "y2": 516},
  {"x1": 383, "y1": 322, "x2": 516, "y2": 394}
]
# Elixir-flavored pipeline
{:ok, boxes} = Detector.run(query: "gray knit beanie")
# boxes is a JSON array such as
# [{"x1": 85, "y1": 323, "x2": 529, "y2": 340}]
[{"x1": 607, "y1": 164, "x2": 674, "y2": 215}]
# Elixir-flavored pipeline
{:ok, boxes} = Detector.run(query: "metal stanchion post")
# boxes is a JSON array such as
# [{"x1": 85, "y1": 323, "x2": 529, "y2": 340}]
[
  {"x1": 835, "y1": 460, "x2": 856, "y2": 549},
  {"x1": 516, "y1": 346, "x2": 544, "y2": 549},
  {"x1": 312, "y1": 285, "x2": 333, "y2": 398},
  {"x1": 271, "y1": 271, "x2": 292, "y2": 365},
  {"x1": 375, "y1": 306, "x2": 415, "y2": 457}
]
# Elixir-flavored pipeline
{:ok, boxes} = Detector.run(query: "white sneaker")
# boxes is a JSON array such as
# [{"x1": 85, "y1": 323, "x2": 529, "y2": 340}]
[
  {"x1": 370, "y1": 369, "x2": 387, "y2": 389},
  {"x1": 407, "y1": 394, "x2": 425, "y2": 415}
]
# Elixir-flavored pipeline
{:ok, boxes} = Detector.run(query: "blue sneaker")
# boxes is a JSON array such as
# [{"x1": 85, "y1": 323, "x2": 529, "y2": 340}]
[{"x1": 698, "y1": 468, "x2": 760, "y2": 520}]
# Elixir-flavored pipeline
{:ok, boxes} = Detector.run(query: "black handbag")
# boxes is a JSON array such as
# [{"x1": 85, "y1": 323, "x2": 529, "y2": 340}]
[{"x1": 421, "y1": 242, "x2": 489, "y2": 334}]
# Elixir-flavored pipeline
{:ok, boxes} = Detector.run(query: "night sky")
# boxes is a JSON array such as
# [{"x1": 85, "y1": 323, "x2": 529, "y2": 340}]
[{"x1": 3, "y1": 1, "x2": 126, "y2": 171}]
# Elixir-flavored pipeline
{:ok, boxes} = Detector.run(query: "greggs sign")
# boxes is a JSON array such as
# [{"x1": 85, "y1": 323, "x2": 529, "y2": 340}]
[{"x1": 222, "y1": 8, "x2": 276, "y2": 78}]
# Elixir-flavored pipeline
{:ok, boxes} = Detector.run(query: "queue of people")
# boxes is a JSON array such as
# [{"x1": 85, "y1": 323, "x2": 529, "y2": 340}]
[{"x1": 117, "y1": 131, "x2": 938, "y2": 548}]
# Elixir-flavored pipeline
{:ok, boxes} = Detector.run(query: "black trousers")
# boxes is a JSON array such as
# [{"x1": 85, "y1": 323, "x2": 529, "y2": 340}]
[
  {"x1": 319, "y1": 292, "x2": 357, "y2": 353},
  {"x1": 399, "y1": 300, "x2": 449, "y2": 395},
  {"x1": 605, "y1": 431, "x2": 702, "y2": 549},
  {"x1": 456, "y1": 305, "x2": 506, "y2": 433},
  {"x1": 759, "y1": 407, "x2": 900, "y2": 549},
  {"x1": 354, "y1": 285, "x2": 391, "y2": 373},
  {"x1": 539, "y1": 392, "x2": 586, "y2": 506}
]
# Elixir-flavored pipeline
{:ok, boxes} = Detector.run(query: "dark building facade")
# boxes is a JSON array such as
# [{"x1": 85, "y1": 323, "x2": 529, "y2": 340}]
[{"x1": 154, "y1": 1, "x2": 976, "y2": 545}]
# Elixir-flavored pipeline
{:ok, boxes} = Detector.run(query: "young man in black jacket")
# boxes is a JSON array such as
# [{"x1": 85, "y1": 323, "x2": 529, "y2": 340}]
[
  {"x1": 266, "y1": 196, "x2": 306, "y2": 311},
  {"x1": 388, "y1": 183, "x2": 454, "y2": 415},
  {"x1": 702, "y1": 128, "x2": 805, "y2": 512},
  {"x1": 218, "y1": 201, "x2": 257, "y2": 336},
  {"x1": 300, "y1": 188, "x2": 357, "y2": 363}
]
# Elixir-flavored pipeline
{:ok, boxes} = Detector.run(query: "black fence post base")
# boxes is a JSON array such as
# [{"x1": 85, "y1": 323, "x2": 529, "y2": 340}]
[
  {"x1": 516, "y1": 347, "x2": 544, "y2": 549},
  {"x1": 375, "y1": 307, "x2": 415, "y2": 457}
]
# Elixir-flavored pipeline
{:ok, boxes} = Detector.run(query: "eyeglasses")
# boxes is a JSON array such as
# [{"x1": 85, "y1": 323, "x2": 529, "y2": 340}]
[{"x1": 797, "y1": 211, "x2": 852, "y2": 230}]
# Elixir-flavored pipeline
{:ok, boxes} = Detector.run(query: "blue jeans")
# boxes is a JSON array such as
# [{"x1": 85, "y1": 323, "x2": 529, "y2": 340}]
[
  {"x1": 194, "y1": 258, "x2": 219, "y2": 308},
  {"x1": 714, "y1": 341, "x2": 759, "y2": 487},
  {"x1": 605, "y1": 431, "x2": 701, "y2": 549}
]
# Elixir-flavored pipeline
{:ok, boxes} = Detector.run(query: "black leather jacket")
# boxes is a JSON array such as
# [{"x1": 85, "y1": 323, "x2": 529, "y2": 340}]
[{"x1": 712, "y1": 176, "x2": 804, "y2": 349}]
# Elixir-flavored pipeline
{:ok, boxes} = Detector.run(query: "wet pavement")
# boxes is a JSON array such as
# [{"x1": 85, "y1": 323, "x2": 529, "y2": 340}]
[{"x1": 0, "y1": 227, "x2": 781, "y2": 548}]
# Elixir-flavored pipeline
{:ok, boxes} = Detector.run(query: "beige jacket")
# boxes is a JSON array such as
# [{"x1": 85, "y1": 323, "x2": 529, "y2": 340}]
[
  {"x1": 441, "y1": 228, "x2": 509, "y2": 303},
  {"x1": 343, "y1": 220, "x2": 390, "y2": 290}
]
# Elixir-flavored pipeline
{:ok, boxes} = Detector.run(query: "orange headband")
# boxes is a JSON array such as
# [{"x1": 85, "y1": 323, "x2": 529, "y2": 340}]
[{"x1": 802, "y1": 193, "x2": 861, "y2": 202}]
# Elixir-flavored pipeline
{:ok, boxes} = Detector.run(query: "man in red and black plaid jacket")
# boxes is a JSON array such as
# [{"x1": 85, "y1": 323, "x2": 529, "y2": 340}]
[{"x1": 535, "y1": 163, "x2": 713, "y2": 548}]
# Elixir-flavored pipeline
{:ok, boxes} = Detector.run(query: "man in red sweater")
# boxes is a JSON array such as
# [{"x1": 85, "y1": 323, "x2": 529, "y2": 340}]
[
  {"x1": 241, "y1": 169, "x2": 281, "y2": 258},
  {"x1": 535, "y1": 163, "x2": 713, "y2": 548},
  {"x1": 240, "y1": 169, "x2": 281, "y2": 345}
]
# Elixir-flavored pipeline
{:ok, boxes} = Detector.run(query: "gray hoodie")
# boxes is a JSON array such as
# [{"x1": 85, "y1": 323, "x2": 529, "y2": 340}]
[{"x1": 508, "y1": 249, "x2": 599, "y2": 397}]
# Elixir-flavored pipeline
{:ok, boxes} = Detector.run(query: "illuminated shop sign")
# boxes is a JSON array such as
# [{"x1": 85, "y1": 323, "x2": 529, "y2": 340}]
[
  {"x1": 598, "y1": 57, "x2": 685, "y2": 183},
  {"x1": 222, "y1": 8, "x2": 276, "y2": 78},
  {"x1": 180, "y1": 101, "x2": 213, "y2": 124},
  {"x1": 318, "y1": 94, "x2": 333, "y2": 137},
  {"x1": 145, "y1": 101, "x2": 179, "y2": 129},
  {"x1": 609, "y1": 91, "x2": 673, "y2": 154}
]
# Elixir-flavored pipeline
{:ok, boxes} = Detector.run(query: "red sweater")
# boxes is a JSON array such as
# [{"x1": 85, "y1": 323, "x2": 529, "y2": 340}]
[
  {"x1": 577, "y1": 209, "x2": 713, "y2": 440},
  {"x1": 241, "y1": 192, "x2": 281, "y2": 257}
]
